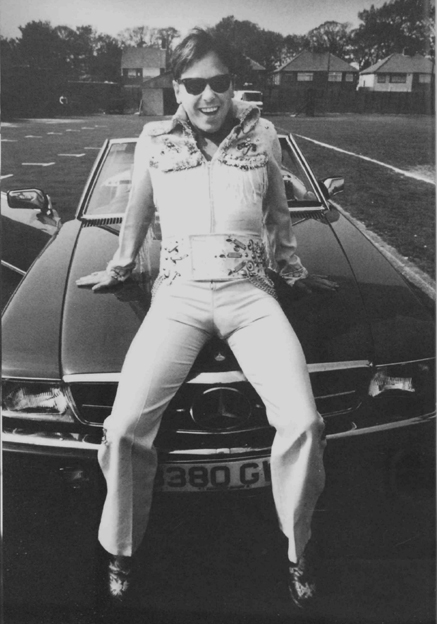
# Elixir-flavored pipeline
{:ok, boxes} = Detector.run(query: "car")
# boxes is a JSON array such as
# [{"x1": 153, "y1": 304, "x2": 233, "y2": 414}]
[
  {"x1": 2, "y1": 132, "x2": 435, "y2": 496},
  {"x1": 233, "y1": 90, "x2": 264, "y2": 113},
  {"x1": 1, "y1": 189, "x2": 61, "y2": 308}
]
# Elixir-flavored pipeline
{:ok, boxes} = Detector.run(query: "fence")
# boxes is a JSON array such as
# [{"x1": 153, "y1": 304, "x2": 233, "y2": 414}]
[{"x1": 265, "y1": 86, "x2": 435, "y2": 116}]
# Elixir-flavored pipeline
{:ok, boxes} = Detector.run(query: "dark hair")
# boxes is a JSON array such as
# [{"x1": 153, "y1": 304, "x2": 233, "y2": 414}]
[{"x1": 171, "y1": 28, "x2": 235, "y2": 80}]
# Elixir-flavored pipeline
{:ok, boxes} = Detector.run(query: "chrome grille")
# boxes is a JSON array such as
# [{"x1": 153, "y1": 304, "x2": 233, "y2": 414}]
[
  {"x1": 68, "y1": 365, "x2": 370, "y2": 437},
  {"x1": 69, "y1": 383, "x2": 117, "y2": 425}
]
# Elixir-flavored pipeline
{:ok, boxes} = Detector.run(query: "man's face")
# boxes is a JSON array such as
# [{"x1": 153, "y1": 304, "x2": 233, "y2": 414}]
[{"x1": 173, "y1": 51, "x2": 233, "y2": 134}]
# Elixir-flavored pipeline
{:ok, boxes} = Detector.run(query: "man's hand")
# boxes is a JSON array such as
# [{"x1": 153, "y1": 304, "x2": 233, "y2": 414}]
[
  {"x1": 293, "y1": 274, "x2": 339, "y2": 294},
  {"x1": 76, "y1": 271, "x2": 120, "y2": 292}
]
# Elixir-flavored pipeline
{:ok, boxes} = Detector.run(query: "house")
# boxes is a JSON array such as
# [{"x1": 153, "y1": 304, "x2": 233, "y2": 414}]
[
  {"x1": 358, "y1": 53, "x2": 434, "y2": 92},
  {"x1": 121, "y1": 46, "x2": 168, "y2": 113},
  {"x1": 121, "y1": 46, "x2": 168, "y2": 85},
  {"x1": 242, "y1": 57, "x2": 267, "y2": 90},
  {"x1": 271, "y1": 50, "x2": 358, "y2": 90},
  {"x1": 140, "y1": 71, "x2": 177, "y2": 116},
  {"x1": 267, "y1": 50, "x2": 358, "y2": 113}
]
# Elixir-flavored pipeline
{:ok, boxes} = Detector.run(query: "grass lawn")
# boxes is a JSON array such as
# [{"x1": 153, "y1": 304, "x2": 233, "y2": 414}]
[
  {"x1": 279, "y1": 114, "x2": 435, "y2": 175},
  {"x1": 275, "y1": 114, "x2": 435, "y2": 278},
  {"x1": 2, "y1": 113, "x2": 435, "y2": 278}
]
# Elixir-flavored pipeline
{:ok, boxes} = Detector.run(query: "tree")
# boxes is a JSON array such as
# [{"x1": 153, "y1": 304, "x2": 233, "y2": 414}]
[
  {"x1": 17, "y1": 21, "x2": 67, "y2": 72},
  {"x1": 281, "y1": 34, "x2": 307, "y2": 65},
  {"x1": 304, "y1": 21, "x2": 355, "y2": 62},
  {"x1": 117, "y1": 25, "x2": 179, "y2": 51},
  {"x1": 90, "y1": 33, "x2": 122, "y2": 82},
  {"x1": 156, "y1": 27, "x2": 180, "y2": 53},
  {"x1": 117, "y1": 26, "x2": 151, "y2": 47},
  {"x1": 351, "y1": 0, "x2": 435, "y2": 69},
  {"x1": 1, "y1": 35, "x2": 19, "y2": 65},
  {"x1": 1, "y1": 35, "x2": 28, "y2": 117},
  {"x1": 209, "y1": 16, "x2": 286, "y2": 73},
  {"x1": 54, "y1": 25, "x2": 94, "y2": 79}
]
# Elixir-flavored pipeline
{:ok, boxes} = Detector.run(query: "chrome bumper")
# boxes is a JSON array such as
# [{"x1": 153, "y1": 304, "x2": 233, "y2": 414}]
[
  {"x1": 2, "y1": 431, "x2": 100, "y2": 459},
  {"x1": 3, "y1": 413, "x2": 435, "y2": 460}
]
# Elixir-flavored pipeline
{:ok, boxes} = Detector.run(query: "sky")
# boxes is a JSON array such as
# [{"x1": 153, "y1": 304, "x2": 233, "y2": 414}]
[{"x1": 1, "y1": 0, "x2": 389, "y2": 40}]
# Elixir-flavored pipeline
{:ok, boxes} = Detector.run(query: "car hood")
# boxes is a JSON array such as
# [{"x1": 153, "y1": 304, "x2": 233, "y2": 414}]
[
  {"x1": 60, "y1": 217, "x2": 374, "y2": 377},
  {"x1": 329, "y1": 212, "x2": 435, "y2": 364},
  {"x1": 3, "y1": 212, "x2": 433, "y2": 381}
]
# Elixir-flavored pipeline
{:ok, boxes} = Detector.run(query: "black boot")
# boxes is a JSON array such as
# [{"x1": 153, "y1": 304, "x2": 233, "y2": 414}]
[
  {"x1": 107, "y1": 554, "x2": 134, "y2": 603},
  {"x1": 287, "y1": 541, "x2": 318, "y2": 610},
  {"x1": 95, "y1": 547, "x2": 135, "y2": 615}
]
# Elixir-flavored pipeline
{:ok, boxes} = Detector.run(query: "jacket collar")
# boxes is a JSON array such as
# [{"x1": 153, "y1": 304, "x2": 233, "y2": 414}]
[{"x1": 171, "y1": 99, "x2": 260, "y2": 136}]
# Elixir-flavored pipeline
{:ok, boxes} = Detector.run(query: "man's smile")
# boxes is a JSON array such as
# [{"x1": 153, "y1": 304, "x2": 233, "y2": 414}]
[{"x1": 199, "y1": 106, "x2": 220, "y2": 115}]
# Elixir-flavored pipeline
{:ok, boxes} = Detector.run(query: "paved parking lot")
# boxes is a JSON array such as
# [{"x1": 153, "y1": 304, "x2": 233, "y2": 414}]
[
  {"x1": 3, "y1": 114, "x2": 435, "y2": 623},
  {"x1": 4, "y1": 422, "x2": 435, "y2": 623}
]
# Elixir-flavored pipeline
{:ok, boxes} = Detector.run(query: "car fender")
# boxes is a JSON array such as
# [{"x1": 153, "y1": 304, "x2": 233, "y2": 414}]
[{"x1": 2, "y1": 220, "x2": 82, "y2": 379}]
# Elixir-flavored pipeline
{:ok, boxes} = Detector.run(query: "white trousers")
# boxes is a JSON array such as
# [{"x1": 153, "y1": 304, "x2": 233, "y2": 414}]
[{"x1": 98, "y1": 279, "x2": 326, "y2": 562}]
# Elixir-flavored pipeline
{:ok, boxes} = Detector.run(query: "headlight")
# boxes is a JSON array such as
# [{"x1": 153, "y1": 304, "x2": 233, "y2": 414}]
[
  {"x1": 2, "y1": 381, "x2": 75, "y2": 423},
  {"x1": 366, "y1": 359, "x2": 435, "y2": 423},
  {"x1": 369, "y1": 368, "x2": 414, "y2": 396}
]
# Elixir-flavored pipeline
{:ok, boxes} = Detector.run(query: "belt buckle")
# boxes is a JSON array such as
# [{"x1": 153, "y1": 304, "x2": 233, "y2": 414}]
[
  {"x1": 189, "y1": 235, "x2": 264, "y2": 280},
  {"x1": 190, "y1": 235, "x2": 228, "y2": 280}
]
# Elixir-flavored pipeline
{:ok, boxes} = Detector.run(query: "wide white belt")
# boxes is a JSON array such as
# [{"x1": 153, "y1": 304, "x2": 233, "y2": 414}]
[{"x1": 160, "y1": 234, "x2": 268, "y2": 281}]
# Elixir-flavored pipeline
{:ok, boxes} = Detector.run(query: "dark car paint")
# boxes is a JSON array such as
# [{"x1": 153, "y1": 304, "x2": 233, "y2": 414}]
[
  {"x1": 60, "y1": 216, "x2": 372, "y2": 376},
  {"x1": 2, "y1": 131, "x2": 435, "y2": 460},
  {"x1": 1, "y1": 193, "x2": 63, "y2": 309},
  {"x1": 3, "y1": 214, "x2": 371, "y2": 383},
  {"x1": 1, "y1": 196, "x2": 60, "y2": 273},
  {"x1": 328, "y1": 215, "x2": 435, "y2": 363},
  {"x1": 3, "y1": 204, "x2": 434, "y2": 387},
  {"x1": 2, "y1": 220, "x2": 81, "y2": 379},
  {"x1": 62, "y1": 226, "x2": 149, "y2": 375},
  {"x1": 3, "y1": 216, "x2": 53, "y2": 274}
]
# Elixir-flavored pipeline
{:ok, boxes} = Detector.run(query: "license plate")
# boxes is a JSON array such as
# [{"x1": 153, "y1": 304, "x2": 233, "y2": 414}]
[{"x1": 155, "y1": 457, "x2": 271, "y2": 492}]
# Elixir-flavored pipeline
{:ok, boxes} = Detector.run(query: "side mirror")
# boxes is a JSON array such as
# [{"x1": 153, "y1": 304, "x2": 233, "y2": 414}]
[
  {"x1": 319, "y1": 177, "x2": 344, "y2": 199},
  {"x1": 7, "y1": 188, "x2": 51, "y2": 214},
  {"x1": 6, "y1": 189, "x2": 61, "y2": 232}
]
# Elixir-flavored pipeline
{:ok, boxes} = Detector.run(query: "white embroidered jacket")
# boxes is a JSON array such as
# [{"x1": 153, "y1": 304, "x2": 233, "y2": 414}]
[{"x1": 110, "y1": 100, "x2": 308, "y2": 291}]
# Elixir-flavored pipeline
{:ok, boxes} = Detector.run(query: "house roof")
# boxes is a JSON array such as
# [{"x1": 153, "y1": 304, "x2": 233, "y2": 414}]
[
  {"x1": 121, "y1": 46, "x2": 167, "y2": 69},
  {"x1": 142, "y1": 72, "x2": 174, "y2": 89},
  {"x1": 274, "y1": 50, "x2": 357, "y2": 73},
  {"x1": 361, "y1": 53, "x2": 435, "y2": 74},
  {"x1": 246, "y1": 56, "x2": 266, "y2": 71}
]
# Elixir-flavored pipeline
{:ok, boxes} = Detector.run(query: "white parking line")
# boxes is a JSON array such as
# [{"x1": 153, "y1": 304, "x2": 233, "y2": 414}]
[
  {"x1": 1, "y1": 139, "x2": 18, "y2": 142},
  {"x1": 66, "y1": 129, "x2": 81, "y2": 132},
  {"x1": 82, "y1": 127, "x2": 95, "y2": 129},
  {"x1": 25, "y1": 135, "x2": 43, "y2": 138},
  {"x1": 22, "y1": 162, "x2": 55, "y2": 167},
  {"x1": 36, "y1": 119, "x2": 81, "y2": 124},
  {"x1": 1, "y1": 174, "x2": 14, "y2": 179},
  {"x1": 292, "y1": 133, "x2": 435, "y2": 185},
  {"x1": 58, "y1": 153, "x2": 85, "y2": 157},
  {"x1": 47, "y1": 132, "x2": 63, "y2": 135}
]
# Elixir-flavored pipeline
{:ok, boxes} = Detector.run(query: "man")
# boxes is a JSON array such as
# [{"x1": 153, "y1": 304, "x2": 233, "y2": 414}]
[{"x1": 78, "y1": 28, "x2": 331, "y2": 611}]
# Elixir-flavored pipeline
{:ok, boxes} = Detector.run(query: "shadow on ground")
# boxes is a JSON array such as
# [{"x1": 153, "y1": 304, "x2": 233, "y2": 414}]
[{"x1": 4, "y1": 422, "x2": 436, "y2": 624}]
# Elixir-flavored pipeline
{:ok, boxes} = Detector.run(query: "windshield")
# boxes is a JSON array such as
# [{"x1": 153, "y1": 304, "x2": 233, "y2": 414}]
[
  {"x1": 242, "y1": 92, "x2": 263, "y2": 102},
  {"x1": 85, "y1": 141, "x2": 136, "y2": 216},
  {"x1": 84, "y1": 137, "x2": 321, "y2": 217},
  {"x1": 278, "y1": 137, "x2": 321, "y2": 207}
]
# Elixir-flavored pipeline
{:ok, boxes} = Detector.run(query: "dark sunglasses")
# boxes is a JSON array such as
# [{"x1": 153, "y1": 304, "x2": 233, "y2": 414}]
[{"x1": 178, "y1": 74, "x2": 232, "y2": 95}]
